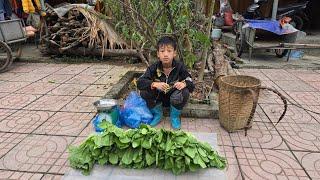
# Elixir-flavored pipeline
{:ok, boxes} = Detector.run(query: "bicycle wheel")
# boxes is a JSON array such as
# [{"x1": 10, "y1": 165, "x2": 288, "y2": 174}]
[{"x1": 0, "y1": 41, "x2": 13, "y2": 73}]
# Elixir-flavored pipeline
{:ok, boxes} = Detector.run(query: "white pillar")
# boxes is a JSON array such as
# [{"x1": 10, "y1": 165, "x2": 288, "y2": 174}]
[{"x1": 272, "y1": 0, "x2": 279, "y2": 20}]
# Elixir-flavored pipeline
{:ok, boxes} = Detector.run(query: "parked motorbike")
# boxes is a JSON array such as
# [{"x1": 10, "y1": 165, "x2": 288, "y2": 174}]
[
  {"x1": 233, "y1": 0, "x2": 310, "y2": 58},
  {"x1": 244, "y1": 0, "x2": 310, "y2": 30}
]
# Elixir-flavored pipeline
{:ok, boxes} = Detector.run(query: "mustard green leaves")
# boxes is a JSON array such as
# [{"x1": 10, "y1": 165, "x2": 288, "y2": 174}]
[{"x1": 68, "y1": 121, "x2": 226, "y2": 175}]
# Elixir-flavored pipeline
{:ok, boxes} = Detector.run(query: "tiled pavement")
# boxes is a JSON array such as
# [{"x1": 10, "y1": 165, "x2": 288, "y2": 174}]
[{"x1": 0, "y1": 63, "x2": 320, "y2": 179}]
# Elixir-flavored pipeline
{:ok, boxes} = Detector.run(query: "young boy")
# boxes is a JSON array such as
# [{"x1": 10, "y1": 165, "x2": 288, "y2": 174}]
[{"x1": 137, "y1": 36, "x2": 195, "y2": 129}]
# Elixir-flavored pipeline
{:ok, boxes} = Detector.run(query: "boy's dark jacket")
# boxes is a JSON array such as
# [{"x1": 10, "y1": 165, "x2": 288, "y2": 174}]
[{"x1": 137, "y1": 60, "x2": 195, "y2": 92}]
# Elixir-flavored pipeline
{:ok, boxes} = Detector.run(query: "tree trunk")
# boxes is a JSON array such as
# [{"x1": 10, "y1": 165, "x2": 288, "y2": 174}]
[
  {"x1": 194, "y1": 0, "x2": 206, "y2": 14},
  {"x1": 198, "y1": 0, "x2": 216, "y2": 81},
  {"x1": 207, "y1": 52, "x2": 214, "y2": 72},
  {"x1": 213, "y1": 42, "x2": 236, "y2": 88}
]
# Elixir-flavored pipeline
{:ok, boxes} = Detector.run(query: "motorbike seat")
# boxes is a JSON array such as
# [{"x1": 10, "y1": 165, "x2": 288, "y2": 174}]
[{"x1": 277, "y1": 2, "x2": 308, "y2": 13}]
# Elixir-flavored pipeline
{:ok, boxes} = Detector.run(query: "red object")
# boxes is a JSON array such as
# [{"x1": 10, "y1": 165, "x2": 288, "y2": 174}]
[
  {"x1": 224, "y1": 11, "x2": 233, "y2": 26},
  {"x1": 280, "y1": 17, "x2": 292, "y2": 27}
]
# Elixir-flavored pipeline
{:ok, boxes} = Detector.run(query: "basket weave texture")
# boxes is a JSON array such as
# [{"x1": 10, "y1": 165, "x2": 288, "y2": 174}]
[{"x1": 218, "y1": 75, "x2": 261, "y2": 132}]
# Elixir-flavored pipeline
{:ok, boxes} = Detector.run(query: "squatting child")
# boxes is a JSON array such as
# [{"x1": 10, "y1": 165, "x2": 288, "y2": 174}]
[{"x1": 137, "y1": 36, "x2": 195, "y2": 129}]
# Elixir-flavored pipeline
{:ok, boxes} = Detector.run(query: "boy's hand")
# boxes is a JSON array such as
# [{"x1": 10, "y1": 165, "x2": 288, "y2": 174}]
[
  {"x1": 152, "y1": 82, "x2": 170, "y2": 92},
  {"x1": 174, "y1": 81, "x2": 186, "y2": 90}
]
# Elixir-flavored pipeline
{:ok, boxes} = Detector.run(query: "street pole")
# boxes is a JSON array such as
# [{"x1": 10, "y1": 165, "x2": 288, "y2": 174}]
[{"x1": 271, "y1": 0, "x2": 279, "y2": 20}]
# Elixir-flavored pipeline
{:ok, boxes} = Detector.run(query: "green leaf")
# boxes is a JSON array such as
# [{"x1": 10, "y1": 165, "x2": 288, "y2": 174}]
[
  {"x1": 133, "y1": 149, "x2": 143, "y2": 163},
  {"x1": 172, "y1": 164, "x2": 182, "y2": 175},
  {"x1": 121, "y1": 150, "x2": 133, "y2": 165},
  {"x1": 165, "y1": 22, "x2": 172, "y2": 33},
  {"x1": 141, "y1": 138, "x2": 152, "y2": 149},
  {"x1": 194, "y1": 154, "x2": 206, "y2": 168},
  {"x1": 164, "y1": 157, "x2": 173, "y2": 170},
  {"x1": 155, "y1": 130, "x2": 163, "y2": 143},
  {"x1": 165, "y1": 139, "x2": 173, "y2": 152},
  {"x1": 197, "y1": 147, "x2": 207, "y2": 158},
  {"x1": 185, "y1": 156, "x2": 191, "y2": 165},
  {"x1": 200, "y1": 142, "x2": 212, "y2": 152},
  {"x1": 145, "y1": 151, "x2": 155, "y2": 166},
  {"x1": 98, "y1": 156, "x2": 108, "y2": 165},
  {"x1": 186, "y1": 133, "x2": 197, "y2": 144},
  {"x1": 183, "y1": 147, "x2": 196, "y2": 158},
  {"x1": 159, "y1": 142, "x2": 166, "y2": 150},
  {"x1": 175, "y1": 136, "x2": 187, "y2": 145},
  {"x1": 141, "y1": 128, "x2": 148, "y2": 135},
  {"x1": 119, "y1": 136, "x2": 131, "y2": 144},
  {"x1": 99, "y1": 119, "x2": 111, "y2": 130},
  {"x1": 132, "y1": 149, "x2": 140, "y2": 161},
  {"x1": 155, "y1": 150, "x2": 159, "y2": 166},
  {"x1": 109, "y1": 154, "x2": 118, "y2": 165},
  {"x1": 68, "y1": 121, "x2": 227, "y2": 175},
  {"x1": 132, "y1": 138, "x2": 141, "y2": 148},
  {"x1": 189, "y1": 163, "x2": 200, "y2": 172}
]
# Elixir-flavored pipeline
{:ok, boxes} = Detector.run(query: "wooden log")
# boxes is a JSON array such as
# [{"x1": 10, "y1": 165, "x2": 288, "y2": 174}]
[
  {"x1": 213, "y1": 43, "x2": 236, "y2": 88},
  {"x1": 207, "y1": 52, "x2": 214, "y2": 72},
  {"x1": 47, "y1": 47, "x2": 140, "y2": 57},
  {"x1": 198, "y1": 0, "x2": 216, "y2": 81},
  {"x1": 42, "y1": 39, "x2": 61, "y2": 47},
  {"x1": 223, "y1": 44, "x2": 244, "y2": 64},
  {"x1": 46, "y1": 47, "x2": 149, "y2": 66},
  {"x1": 59, "y1": 36, "x2": 89, "y2": 52}
]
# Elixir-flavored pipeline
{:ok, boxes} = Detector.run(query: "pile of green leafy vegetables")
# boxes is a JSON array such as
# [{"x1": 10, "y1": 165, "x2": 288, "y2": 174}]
[{"x1": 68, "y1": 121, "x2": 227, "y2": 175}]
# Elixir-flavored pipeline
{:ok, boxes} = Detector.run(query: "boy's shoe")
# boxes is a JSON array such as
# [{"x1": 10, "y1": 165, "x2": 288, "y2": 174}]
[
  {"x1": 170, "y1": 105, "x2": 181, "y2": 129},
  {"x1": 150, "y1": 104, "x2": 163, "y2": 126}
]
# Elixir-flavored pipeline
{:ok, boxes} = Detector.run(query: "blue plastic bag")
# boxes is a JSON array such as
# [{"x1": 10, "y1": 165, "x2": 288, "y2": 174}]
[
  {"x1": 286, "y1": 50, "x2": 304, "y2": 60},
  {"x1": 92, "y1": 105, "x2": 122, "y2": 133},
  {"x1": 93, "y1": 113, "x2": 112, "y2": 132},
  {"x1": 120, "y1": 91, "x2": 153, "y2": 128}
]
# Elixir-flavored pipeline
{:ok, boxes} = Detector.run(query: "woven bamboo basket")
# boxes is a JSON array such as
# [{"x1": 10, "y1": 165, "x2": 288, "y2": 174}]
[{"x1": 218, "y1": 75, "x2": 287, "y2": 135}]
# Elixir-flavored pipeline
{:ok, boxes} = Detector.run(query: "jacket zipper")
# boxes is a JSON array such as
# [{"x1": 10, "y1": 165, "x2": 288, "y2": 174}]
[
  {"x1": 155, "y1": 67, "x2": 175, "y2": 101},
  {"x1": 162, "y1": 67, "x2": 175, "y2": 84}
]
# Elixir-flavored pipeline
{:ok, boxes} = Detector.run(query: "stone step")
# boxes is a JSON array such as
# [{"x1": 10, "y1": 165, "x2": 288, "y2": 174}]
[{"x1": 104, "y1": 71, "x2": 219, "y2": 119}]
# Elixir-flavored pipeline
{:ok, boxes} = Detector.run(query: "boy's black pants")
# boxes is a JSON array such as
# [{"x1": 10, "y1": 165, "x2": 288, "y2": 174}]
[{"x1": 140, "y1": 88, "x2": 190, "y2": 110}]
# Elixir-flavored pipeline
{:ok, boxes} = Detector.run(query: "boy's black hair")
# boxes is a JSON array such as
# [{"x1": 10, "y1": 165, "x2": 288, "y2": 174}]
[{"x1": 156, "y1": 36, "x2": 177, "y2": 51}]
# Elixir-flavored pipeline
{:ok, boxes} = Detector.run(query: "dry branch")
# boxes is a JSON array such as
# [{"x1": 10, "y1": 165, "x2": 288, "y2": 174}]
[{"x1": 43, "y1": 4, "x2": 152, "y2": 63}]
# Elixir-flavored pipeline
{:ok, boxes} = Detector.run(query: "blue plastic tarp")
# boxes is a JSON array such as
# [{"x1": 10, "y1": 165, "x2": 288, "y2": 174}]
[{"x1": 244, "y1": 19, "x2": 298, "y2": 35}]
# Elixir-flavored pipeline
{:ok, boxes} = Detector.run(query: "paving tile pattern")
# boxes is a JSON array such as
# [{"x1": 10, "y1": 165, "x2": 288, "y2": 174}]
[
  {"x1": 61, "y1": 96, "x2": 100, "y2": 112},
  {"x1": 40, "y1": 74, "x2": 74, "y2": 84},
  {"x1": 34, "y1": 112, "x2": 95, "y2": 136},
  {"x1": 49, "y1": 84, "x2": 89, "y2": 96},
  {"x1": 0, "y1": 94, "x2": 39, "y2": 109},
  {"x1": 65, "y1": 74, "x2": 101, "y2": 85},
  {"x1": 0, "y1": 63, "x2": 131, "y2": 178},
  {"x1": 235, "y1": 147, "x2": 309, "y2": 179},
  {"x1": 0, "y1": 81, "x2": 31, "y2": 93},
  {"x1": 0, "y1": 170, "x2": 44, "y2": 179},
  {"x1": 0, "y1": 110, "x2": 54, "y2": 133},
  {"x1": 0, "y1": 133, "x2": 27, "y2": 157},
  {"x1": 260, "y1": 104, "x2": 318, "y2": 124},
  {"x1": 80, "y1": 84, "x2": 112, "y2": 97},
  {"x1": 0, "y1": 92, "x2": 9, "y2": 99},
  {"x1": 0, "y1": 135, "x2": 74, "y2": 172},
  {"x1": 0, "y1": 109, "x2": 17, "y2": 121},
  {"x1": 16, "y1": 82, "x2": 59, "y2": 95},
  {"x1": 24, "y1": 95, "x2": 75, "y2": 111},
  {"x1": 0, "y1": 64, "x2": 320, "y2": 179},
  {"x1": 293, "y1": 152, "x2": 320, "y2": 179}
]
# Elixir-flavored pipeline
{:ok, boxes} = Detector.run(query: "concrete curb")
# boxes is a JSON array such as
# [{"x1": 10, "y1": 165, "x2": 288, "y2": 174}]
[{"x1": 104, "y1": 71, "x2": 219, "y2": 119}]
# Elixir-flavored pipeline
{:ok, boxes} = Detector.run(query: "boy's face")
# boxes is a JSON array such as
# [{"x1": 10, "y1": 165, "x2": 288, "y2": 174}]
[{"x1": 157, "y1": 45, "x2": 177, "y2": 65}]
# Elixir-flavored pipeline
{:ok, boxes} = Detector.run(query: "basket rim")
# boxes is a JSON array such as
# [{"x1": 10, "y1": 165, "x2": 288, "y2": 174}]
[{"x1": 220, "y1": 75, "x2": 261, "y2": 89}]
